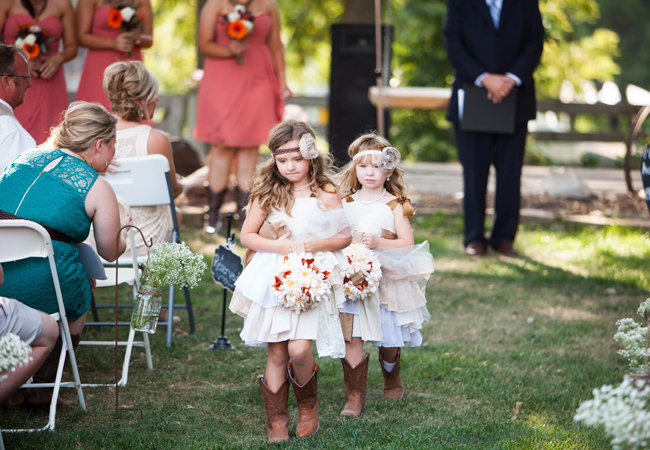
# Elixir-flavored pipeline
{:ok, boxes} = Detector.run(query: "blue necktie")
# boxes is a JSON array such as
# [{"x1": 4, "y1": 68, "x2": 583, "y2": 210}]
[{"x1": 488, "y1": 0, "x2": 501, "y2": 28}]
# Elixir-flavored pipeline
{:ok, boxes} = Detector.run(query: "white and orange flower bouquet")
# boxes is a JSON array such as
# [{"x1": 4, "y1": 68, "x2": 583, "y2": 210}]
[
  {"x1": 342, "y1": 243, "x2": 382, "y2": 301},
  {"x1": 221, "y1": 4, "x2": 254, "y2": 65},
  {"x1": 107, "y1": 4, "x2": 145, "y2": 56},
  {"x1": 14, "y1": 24, "x2": 54, "y2": 77},
  {"x1": 272, "y1": 252, "x2": 331, "y2": 313}
]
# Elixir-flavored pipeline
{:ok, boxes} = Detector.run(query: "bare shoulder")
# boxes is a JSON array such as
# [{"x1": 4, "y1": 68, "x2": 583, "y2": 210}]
[
  {"x1": 52, "y1": 0, "x2": 74, "y2": 13},
  {"x1": 149, "y1": 128, "x2": 171, "y2": 144}
]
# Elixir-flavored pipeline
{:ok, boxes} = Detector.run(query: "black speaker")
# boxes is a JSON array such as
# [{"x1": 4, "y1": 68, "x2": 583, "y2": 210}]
[{"x1": 328, "y1": 24, "x2": 392, "y2": 166}]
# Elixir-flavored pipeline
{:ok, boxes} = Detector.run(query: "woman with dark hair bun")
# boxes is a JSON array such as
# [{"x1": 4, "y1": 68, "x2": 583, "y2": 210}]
[{"x1": 0, "y1": 0, "x2": 78, "y2": 144}]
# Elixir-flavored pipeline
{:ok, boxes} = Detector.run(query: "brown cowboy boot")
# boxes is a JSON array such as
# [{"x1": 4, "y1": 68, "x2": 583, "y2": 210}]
[
  {"x1": 288, "y1": 363, "x2": 319, "y2": 438},
  {"x1": 235, "y1": 186, "x2": 249, "y2": 229},
  {"x1": 259, "y1": 376, "x2": 290, "y2": 444},
  {"x1": 206, "y1": 186, "x2": 227, "y2": 234},
  {"x1": 25, "y1": 334, "x2": 81, "y2": 410},
  {"x1": 379, "y1": 348, "x2": 404, "y2": 400},
  {"x1": 340, "y1": 353, "x2": 369, "y2": 418}
]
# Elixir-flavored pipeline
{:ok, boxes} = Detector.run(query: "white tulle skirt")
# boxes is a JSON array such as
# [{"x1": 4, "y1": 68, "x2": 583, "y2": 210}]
[
  {"x1": 340, "y1": 241, "x2": 434, "y2": 347},
  {"x1": 230, "y1": 249, "x2": 347, "y2": 358}
]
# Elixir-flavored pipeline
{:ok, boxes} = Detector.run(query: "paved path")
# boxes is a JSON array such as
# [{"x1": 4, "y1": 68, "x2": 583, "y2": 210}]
[{"x1": 402, "y1": 161, "x2": 642, "y2": 197}]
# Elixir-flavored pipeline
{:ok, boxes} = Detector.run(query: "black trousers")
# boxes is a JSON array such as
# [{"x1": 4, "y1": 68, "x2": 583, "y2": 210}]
[{"x1": 454, "y1": 123, "x2": 527, "y2": 248}]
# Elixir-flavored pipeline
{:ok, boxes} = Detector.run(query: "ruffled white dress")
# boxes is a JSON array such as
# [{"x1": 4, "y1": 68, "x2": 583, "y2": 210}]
[
  {"x1": 342, "y1": 200, "x2": 433, "y2": 348},
  {"x1": 230, "y1": 198, "x2": 350, "y2": 358}
]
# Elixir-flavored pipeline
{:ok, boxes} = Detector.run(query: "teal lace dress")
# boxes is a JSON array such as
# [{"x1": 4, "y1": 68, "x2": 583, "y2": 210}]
[{"x1": 0, "y1": 148, "x2": 98, "y2": 321}]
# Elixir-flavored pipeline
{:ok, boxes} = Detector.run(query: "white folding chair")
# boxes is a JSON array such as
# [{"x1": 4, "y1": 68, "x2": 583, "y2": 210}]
[
  {"x1": 92, "y1": 154, "x2": 195, "y2": 348},
  {"x1": 0, "y1": 219, "x2": 86, "y2": 432},
  {"x1": 80, "y1": 198, "x2": 153, "y2": 387}
]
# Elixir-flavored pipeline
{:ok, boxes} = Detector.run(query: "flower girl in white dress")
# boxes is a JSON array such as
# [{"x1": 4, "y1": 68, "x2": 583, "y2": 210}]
[
  {"x1": 336, "y1": 133, "x2": 434, "y2": 418},
  {"x1": 230, "y1": 120, "x2": 350, "y2": 443}
]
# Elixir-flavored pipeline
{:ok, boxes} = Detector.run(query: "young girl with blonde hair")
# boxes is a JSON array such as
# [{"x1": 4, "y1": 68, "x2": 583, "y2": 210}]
[
  {"x1": 336, "y1": 133, "x2": 434, "y2": 418},
  {"x1": 230, "y1": 119, "x2": 350, "y2": 443}
]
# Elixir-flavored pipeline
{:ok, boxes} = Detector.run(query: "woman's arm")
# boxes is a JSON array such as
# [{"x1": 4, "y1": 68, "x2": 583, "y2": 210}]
[
  {"x1": 303, "y1": 191, "x2": 351, "y2": 253},
  {"x1": 133, "y1": 0, "x2": 153, "y2": 49},
  {"x1": 197, "y1": 0, "x2": 243, "y2": 60},
  {"x1": 40, "y1": 0, "x2": 78, "y2": 80},
  {"x1": 265, "y1": 0, "x2": 290, "y2": 98},
  {"x1": 147, "y1": 128, "x2": 182, "y2": 197},
  {"x1": 362, "y1": 203, "x2": 414, "y2": 249},
  {"x1": 0, "y1": 0, "x2": 12, "y2": 42},
  {"x1": 85, "y1": 176, "x2": 127, "y2": 261},
  {"x1": 240, "y1": 197, "x2": 293, "y2": 254},
  {"x1": 76, "y1": 0, "x2": 132, "y2": 52}
]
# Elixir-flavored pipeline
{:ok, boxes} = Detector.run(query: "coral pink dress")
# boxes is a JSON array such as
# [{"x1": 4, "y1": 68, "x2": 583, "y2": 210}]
[
  {"x1": 74, "y1": 5, "x2": 142, "y2": 110},
  {"x1": 3, "y1": 15, "x2": 69, "y2": 144},
  {"x1": 194, "y1": 13, "x2": 283, "y2": 148}
]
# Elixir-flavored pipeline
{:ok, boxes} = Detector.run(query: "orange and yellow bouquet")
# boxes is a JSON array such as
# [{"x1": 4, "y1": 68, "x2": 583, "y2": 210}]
[
  {"x1": 14, "y1": 24, "x2": 54, "y2": 75},
  {"x1": 107, "y1": 4, "x2": 145, "y2": 55},
  {"x1": 221, "y1": 4, "x2": 254, "y2": 65}
]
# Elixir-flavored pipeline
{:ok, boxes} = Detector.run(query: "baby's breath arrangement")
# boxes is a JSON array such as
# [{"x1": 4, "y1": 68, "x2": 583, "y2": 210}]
[
  {"x1": 142, "y1": 242, "x2": 207, "y2": 290},
  {"x1": 575, "y1": 376, "x2": 650, "y2": 450},
  {"x1": 614, "y1": 299, "x2": 650, "y2": 372},
  {"x1": 0, "y1": 333, "x2": 32, "y2": 381}
]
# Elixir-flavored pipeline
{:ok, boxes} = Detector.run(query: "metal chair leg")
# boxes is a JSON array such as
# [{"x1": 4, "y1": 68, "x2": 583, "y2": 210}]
[{"x1": 184, "y1": 286, "x2": 195, "y2": 334}]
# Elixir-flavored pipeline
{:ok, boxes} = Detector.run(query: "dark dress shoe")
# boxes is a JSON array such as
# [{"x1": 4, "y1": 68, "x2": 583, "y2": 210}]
[
  {"x1": 465, "y1": 241, "x2": 487, "y2": 256},
  {"x1": 496, "y1": 241, "x2": 519, "y2": 256}
]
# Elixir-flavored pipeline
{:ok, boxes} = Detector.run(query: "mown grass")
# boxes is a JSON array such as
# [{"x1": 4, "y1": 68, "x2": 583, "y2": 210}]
[{"x1": 3, "y1": 213, "x2": 649, "y2": 449}]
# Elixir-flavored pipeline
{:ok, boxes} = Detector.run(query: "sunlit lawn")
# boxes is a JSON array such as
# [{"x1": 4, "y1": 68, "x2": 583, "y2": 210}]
[{"x1": 2, "y1": 213, "x2": 649, "y2": 449}]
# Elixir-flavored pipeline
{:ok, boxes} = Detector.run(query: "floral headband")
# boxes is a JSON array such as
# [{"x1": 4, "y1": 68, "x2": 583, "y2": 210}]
[
  {"x1": 352, "y1": 147, "x2": 401, "y2": 172},
  {"x1": 272, "y1": 134, "x2": 320, "y2": 160}
]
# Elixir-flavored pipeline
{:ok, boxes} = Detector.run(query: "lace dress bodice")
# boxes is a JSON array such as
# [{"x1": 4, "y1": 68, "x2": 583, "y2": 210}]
[{"x1": 0, "y1": 148, "x2": 98, "y2": 320}]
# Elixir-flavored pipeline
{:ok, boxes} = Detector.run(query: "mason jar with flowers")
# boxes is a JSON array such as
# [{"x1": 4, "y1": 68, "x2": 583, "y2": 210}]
[{"x1": 132, "y1": 242, "x2": 207, "y2": 333}]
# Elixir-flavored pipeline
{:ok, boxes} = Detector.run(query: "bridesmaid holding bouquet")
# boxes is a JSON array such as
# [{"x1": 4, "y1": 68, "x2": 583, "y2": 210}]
[
  {"x1": 1, "y1": 0, "x2": 78, "y2": 144},
  {"x1": 74, "y1": 0, "x2": 152, "y2": 110},
  {"x1": 195, "y1": 0, "x2": 290, "y2": 233}
]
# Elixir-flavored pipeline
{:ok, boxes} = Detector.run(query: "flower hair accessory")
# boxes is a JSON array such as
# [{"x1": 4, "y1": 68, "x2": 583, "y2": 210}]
[
  {"x1": 272, "y1": 134, "x2": 320, "y2": 159},
  {"x1": 299, "y1": 134, "x2": 319, "y2": 159},
  {"x1": 352, "y1": 147, "x2": 402, "y2": 172}
]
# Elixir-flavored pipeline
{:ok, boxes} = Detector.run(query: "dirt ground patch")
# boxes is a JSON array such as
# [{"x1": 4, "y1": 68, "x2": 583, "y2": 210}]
[{"x1": 414, "y1": 192, "x2": 649, "y2": 218}]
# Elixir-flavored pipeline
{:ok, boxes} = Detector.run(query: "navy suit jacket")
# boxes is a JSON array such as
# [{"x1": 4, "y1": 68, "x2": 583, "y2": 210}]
[{"x1": 443, "y1": 0, "x2": 544, "y2": 125}]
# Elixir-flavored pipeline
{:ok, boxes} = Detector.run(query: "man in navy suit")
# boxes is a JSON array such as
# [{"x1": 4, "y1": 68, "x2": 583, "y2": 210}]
[{"x1": 443, "y1": 0, "x2": 544, "y2": 256}]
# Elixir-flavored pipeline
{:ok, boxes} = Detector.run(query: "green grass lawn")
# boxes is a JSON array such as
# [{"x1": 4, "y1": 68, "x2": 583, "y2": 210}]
[{"x1": 3, "y1": 213, "x2": 649, "y2": 449}]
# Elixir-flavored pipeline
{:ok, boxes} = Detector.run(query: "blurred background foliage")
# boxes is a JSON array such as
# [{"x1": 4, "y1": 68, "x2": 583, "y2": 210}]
[{"x1": 146, "y1": 0, "x2": 647, "y2": 162}]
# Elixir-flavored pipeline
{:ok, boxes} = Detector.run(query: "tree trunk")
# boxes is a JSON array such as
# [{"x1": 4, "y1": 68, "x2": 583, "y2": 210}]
[{"x1": 341, "y1": 0, "x2": 376, "y2": 24}]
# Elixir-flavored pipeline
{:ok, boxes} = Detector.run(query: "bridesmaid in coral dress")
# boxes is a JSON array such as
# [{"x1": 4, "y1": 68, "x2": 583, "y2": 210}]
[
  {"x1": 1, "y1": 0, "x2": 78, "y2": 144},
  {"x1": 74, "y1": 0, "x2": 152, "y2": 110},
  {"x1": 195, "y1": 0, "x2": 290, "y2": 233}
]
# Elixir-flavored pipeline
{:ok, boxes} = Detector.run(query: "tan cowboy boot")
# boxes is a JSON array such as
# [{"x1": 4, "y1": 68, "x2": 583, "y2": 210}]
[
  {"x1": 259, "y1": 376, "x2": 290, "y2": 444},
  {"x1": 340, "y1": 353, "x2": 369, "y2": 418},
  {"x1": 379, "y1": 348, "x2": 404, "y2": 400},
  {"x1": 288, "y1": 363, "x2": 319, "y2": 438}
]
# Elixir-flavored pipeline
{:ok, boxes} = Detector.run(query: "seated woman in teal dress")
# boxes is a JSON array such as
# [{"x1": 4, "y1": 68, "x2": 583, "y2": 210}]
[{"x1": 0, "y1": 101, "x2": 127, "y2": 407}]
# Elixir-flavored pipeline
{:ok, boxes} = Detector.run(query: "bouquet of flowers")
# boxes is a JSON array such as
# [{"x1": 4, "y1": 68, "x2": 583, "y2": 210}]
[
  {"x1": 575, "y1": 376, "x2": 650, "y2": 450},
  {"x1": 222, "y1": 4, "x2": 254, "y2": 65},
  {"x1": 142, "y1": 242, "x2": 208, "y2": 290},
  {"x1": 614, "y1": 299, "x2": 650, "y2": 373},
  {"x1": 0, "y1": 333, "x2": 32, "y2": 381},
  {"x1": 342, "y1": 243, "x2": 382, "y2": 301},
  {"x1": 14, "y1": 24, "x2": 53, "y2": 72},
  {"x1": 107, "y1": 4, "x2": 145, "y2": 56},
  {"x1": 272, "y1": 252, "x2": 331, "y2": 313}
]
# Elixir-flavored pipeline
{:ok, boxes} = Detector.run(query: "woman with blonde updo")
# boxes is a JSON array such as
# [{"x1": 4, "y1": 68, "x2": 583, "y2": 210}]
[
  {"x1": 0, "y1": 101, "x2": 127, "y2": 408},
  {"x1": 103, "y1": 60, "x2": 182, "y2": 256}
]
